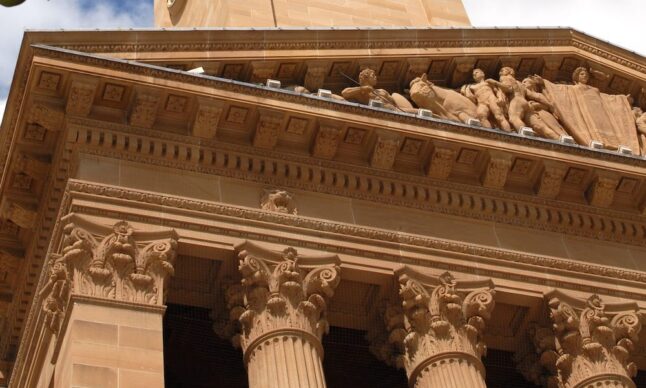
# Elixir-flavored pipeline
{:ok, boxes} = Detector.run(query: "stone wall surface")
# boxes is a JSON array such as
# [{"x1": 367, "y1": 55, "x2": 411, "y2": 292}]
[{"x1": 155, "y1": 0, "x2": 471, "y2": 27}]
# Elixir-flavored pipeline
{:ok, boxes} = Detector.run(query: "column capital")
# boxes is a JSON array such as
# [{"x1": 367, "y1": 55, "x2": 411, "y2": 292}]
[
  {"x1": 220, "y1": 241, "x2": 341, "y2": 361},
  {"x1": 38, "y1": 216, "x2": 178, "y2": 335},
  {"x1": 373, "y1": 267, "x2": 495, "y2": 386},
  {"x1": 526, "y1": 290, "x2": 642, "y2": 388}
]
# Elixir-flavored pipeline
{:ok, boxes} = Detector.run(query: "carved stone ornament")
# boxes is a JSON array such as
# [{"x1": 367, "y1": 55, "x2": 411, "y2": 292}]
[
  {"x1": 38, "y1": 219, "x2": 178, "y2": 334},
  {"x1": 215, "y1": 242, "x2": 340, "y2": 388},
  {"x1": 66, "y1": 80, "x2": 97, "y2": 117},
  {"x1": 217, "y1": 241, "x2": 340, "y2": 353},
  {"x1": 523, "y1": 291, "x2": 643, "y2": 388},
  {"x1": 372, "y1": 267, "x2": 495, "y2": 388},
  {"x1": 27, "y1": 103, "x2": 64, "y2": 132},
  {"x1": 260, "y1": 189, "x2": 297, "y2": 215}
]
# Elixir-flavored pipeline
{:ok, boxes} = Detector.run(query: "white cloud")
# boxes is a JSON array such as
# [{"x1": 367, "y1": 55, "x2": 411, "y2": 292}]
[
  {"x1": 0, "y1": 0, "x2": 152, "y2": 98},
  {"x1": 0, "y1": 98, "x2": 6, "y2": 125},
  {"x1": 462, "y1": 0, "x2": 645, "y2": 55}
]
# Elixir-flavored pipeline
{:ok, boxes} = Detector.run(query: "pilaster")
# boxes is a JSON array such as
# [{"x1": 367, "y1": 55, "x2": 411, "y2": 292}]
[
  {"x1": 217, "y1": 241, "x2": 341, "y2": 388},
  {"x1": 36, "y1": 216, "x2": 178, "y2": 388}
]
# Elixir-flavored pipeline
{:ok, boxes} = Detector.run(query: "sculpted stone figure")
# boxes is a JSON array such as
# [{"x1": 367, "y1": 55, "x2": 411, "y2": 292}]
[
  {"x1": 461, "y1": 68, "x2": 512, "y2": 131},
  {"x1": 521, "y1": 75, "x2": 567, "y2": 140},
  {"x1": 496, "y1": 67, "x2": 567, "y2": 139},
  {"x1": 543, "y1": 67, "x2": 640, "y2": 152},
  {"x1": 633, "y1": 107, "x2": 646, "y2": 155},
  {"x1": 408, "y1": 73, "x2": 479, "y2": 124},
  {"x1": 341, "y1": 68, "x2": 415, "y2": 112}
]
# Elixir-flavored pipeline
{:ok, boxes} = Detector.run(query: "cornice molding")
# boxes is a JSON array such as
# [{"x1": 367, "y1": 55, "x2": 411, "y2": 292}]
[
  {"x1": 65, "y1": 120, "x2": 646, "y2": 248},
  {"x1": 31, "y1": 46, "x2": 646, "y2": 170}
]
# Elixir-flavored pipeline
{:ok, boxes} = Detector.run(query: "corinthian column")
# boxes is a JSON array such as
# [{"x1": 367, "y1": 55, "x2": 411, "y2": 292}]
[
  {"x1": 525, "y1": 290, "x2": 642, "y2": 388},
  {"x1": 372, "y1": 268, "x2": 495, "y2": 388},
  {"x1": 219, "y1": 241, "x2": 341, "y2": 388}
]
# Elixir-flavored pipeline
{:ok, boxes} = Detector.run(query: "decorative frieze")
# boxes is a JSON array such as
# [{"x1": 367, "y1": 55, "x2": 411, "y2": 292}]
[
  {"x1": 129, "y1": 92, "x2": 160, "y2": 128},
  {"x1": 427, "y1": 147, "x2": 456, "y2": 179},
  {"x1": 372, "y1": 268, "x2": 495, "y2": 388},
  {"x1": 66, "y1": 80, "x2": 97, "y2": 117},
  {"x1": 521, "y1": 291, "x2": 642, "y2": 388},
  {"x1": 371, "y1": 135, "x2": 401, "y2": 170},
  {"x1": 482, "y1": 152, "x2": 512, "y2": 189},
  {"x1": 587, "y1": 173, "x2": 620, "y2": 208},
  {"x1": 0, "y1": 199, "x2": 36, "y2": 229},
  {"x1": 312, "y1": 124, "x2": 342, "y2": 159},
  {"x1": 537, "y1": 162, "x2": 567, "y2": 199},
  {"x1": 27, "y1": 103, "x2": 64, "y2": 132},
  {"x1": 192, "y1": 99, "x2": 224, "y2": 138},
  {"x1": 304, "y1": 61, "x2": 330, "y2": 92},
  {"x1": 250, "y1": 61, "x2": 277, "y2": 84},
  {"x1": 253, "y1": 110, "x2": 284, "y2": 149},
  {"x1": 38, "y1": 219, "x2": 178, "y2": 334}
]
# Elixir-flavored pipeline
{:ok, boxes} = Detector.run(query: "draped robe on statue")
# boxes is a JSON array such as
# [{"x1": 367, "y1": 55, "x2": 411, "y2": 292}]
[{"x1": 543, "y1": 80, "x2": 640, "y2": 153}]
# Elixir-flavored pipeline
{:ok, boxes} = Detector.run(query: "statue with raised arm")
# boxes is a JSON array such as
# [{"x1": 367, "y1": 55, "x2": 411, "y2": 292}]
[
  {"x1": 408, "y1": 73, "x2": 479, "y2": 124},
  {"x1": 633, "y1": 107, "x2": 646, "y2": 155},
  {"x1": 521, "y1": 75, "x2": 568, "y2": 140},
  {"x1": 542, "y1": 67, "x2": 640, "y2": 152},
  {"x1": 341, "y1": 68, "x2": 415, "y2": 112},
  {"x1": 461, "y1": 68, "x2": 512, "y2": 131}
]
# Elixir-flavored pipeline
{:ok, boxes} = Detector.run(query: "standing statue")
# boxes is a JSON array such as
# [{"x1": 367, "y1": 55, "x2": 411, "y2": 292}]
[
  {"x1": 633, "y1": 107, "x2": 646, "y2": 155},
  {"x1": 408, "y1": 73, "x2": 479, "y2": 124},
  {"x1": 341, "y1": 68, "x2": 415, "y2": 112},
  {"x1": 542, "y1": 67, "x2": 640, "y2": 152},
  {"x1": 520, "y1": 75, "x2": 568, "y2": 140},
  {"x1": 460, "y1": 68, "x2": 512, "y2": 131}
]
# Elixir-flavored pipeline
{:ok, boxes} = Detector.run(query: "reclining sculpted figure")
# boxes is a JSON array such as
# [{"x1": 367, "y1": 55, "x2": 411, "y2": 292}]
[
  {"x1": 520, "y1": 75, "x2": 568, "y2": 140},
  {"x1": 408, "y1": 73, "x2": 479, "y2": 125},
  {"x1": 341, "y1": 68, "x2": 415, "y2": 112}
]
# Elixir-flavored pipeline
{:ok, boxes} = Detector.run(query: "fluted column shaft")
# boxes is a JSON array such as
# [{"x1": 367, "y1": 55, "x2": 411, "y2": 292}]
[
  {"x1": 218, "y1": 242, "x2": 341, "y2": 388},
  {"x1": 246, "y1": 331, "x2": 326, "y2": 388},
  {"x1": 412, "y1": 354, "x2": 485, "y2": 388}
]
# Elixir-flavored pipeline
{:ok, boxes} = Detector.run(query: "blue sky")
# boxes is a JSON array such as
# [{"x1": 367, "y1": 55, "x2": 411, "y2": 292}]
[{"x1": 0, "y1": 0, "x2": 643, "y2": 122}]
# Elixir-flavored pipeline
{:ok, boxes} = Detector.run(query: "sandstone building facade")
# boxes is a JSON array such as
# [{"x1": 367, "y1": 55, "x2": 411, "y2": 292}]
[{"x1": 0, "y1": 1, "x2": 646, "y2": 387}]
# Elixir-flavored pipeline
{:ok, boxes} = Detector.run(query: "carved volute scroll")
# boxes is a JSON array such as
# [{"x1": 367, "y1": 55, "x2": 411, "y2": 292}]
[
  {"x1": 219, "y1": 241, "x2": 341, "y2": 360},
  {"x1": 38, "y1": 218, "x2": 178, "y2": 334},
  {"x1": 525, "y1": 290, "x2": 643, "y2": 388},
  {"x1": 372, "y1": 267, "x2": 495, "y2": 387}
]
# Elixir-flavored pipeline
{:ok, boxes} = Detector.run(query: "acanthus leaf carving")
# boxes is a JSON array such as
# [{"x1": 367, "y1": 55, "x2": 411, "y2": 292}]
[
  {"x1": 39, "y1": 220, "x2": 177, "y2": 334},
  {"x1": 527, "y1": 291, "x2": 643, "y2": 388},
  {"x1": 217, "y1": 241, "x2": 340, "y2": 358},
  {"x1": 371, "y1": 268, "x2": 495, "y2": 384}
]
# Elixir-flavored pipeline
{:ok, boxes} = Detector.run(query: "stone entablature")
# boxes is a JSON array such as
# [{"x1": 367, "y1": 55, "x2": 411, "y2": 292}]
[{"x1": 1, "y1": 27, "x2": 645, "y2": 386}]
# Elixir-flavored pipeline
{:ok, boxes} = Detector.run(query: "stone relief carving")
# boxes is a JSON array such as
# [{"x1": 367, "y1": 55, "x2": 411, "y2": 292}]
[
  {"x1": 341, "y1": 68, "x2": 415, "y2": 112},
  {"x1": 38, "y1": 220, "x2": 178, "y2": 334},
  {"x1": 518, "y1": 291, "x2": 642, "y2": 388},
  {"x1": 260, "y1": 189, "x2": 297, "y2": 215},
  {"x1": 258, "y1": 60, "x2": 643, "y2": 155},
  {"x1": 461, "y1": 68, "x2": 512, "y2": 131},
  {"x1": 370, "y1": 268, "x2": 495, "y2": 386},
  {"x1": 633, "y1": 107, "x2": 646, "y2": 155},
  {"x1": 409, "y1": 73, "x2": 479, "y2": 125},
  {"x1": 544, "y1": 67, "x2": 639, "y2": 152}
]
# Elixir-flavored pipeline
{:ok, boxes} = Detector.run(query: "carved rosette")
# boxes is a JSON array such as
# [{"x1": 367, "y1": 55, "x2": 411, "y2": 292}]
[
  {"x1": 221, "y1": 242, "x2": 341, "y2": 362},
  {"x1": 529, "y1": 293, "x2": 642, "y2": 388},
  {"x1": 377, "y1": 269, "x2": 495, "y2": 387},
  {"x1": 39, "y1": 220, "x2": 178, "y2": 334}
]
